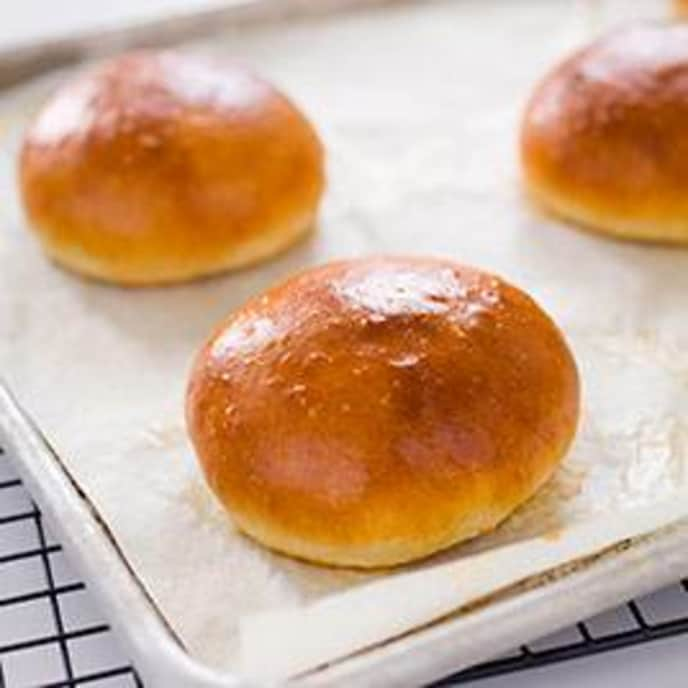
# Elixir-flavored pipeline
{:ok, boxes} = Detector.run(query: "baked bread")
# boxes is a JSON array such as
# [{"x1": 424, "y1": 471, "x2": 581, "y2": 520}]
[
  {"x1": 521, "y1": 23, "x2": 688, "y2": 243},
  {"x1": 20, "y1": 51, "x2": 324, "y2": 285},
  {"x1": 186, "y1": 257, "x2": 580, "y2": 568}
]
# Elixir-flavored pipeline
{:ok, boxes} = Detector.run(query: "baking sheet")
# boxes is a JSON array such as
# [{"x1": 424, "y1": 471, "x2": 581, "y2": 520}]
[{"x1": 1, "y1": 0, "x2": 687, "y2": 679}]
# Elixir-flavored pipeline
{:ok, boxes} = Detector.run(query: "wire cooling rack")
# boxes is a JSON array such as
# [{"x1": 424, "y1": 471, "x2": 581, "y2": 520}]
[
  {"x1": 2, "y1": 444, "x2": 688, "y2": 687},
  {"x1": 0, "y1": 446, "x2": 140, "y2": 688}
]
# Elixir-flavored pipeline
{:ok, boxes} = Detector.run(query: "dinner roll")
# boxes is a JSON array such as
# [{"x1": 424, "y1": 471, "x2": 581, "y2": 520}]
[
  {"x1": 521, "y1": 24, "x2": 688, "y2": 243},
  {"x1": 675, "y1": 0, "x2": 688, "y2": 16},
  {"x1": 20, "y1": 51, "x2": 324, "y2": 285},
  {"x1": 186, "y1": 257, "x2": 580, "y2": 568}
]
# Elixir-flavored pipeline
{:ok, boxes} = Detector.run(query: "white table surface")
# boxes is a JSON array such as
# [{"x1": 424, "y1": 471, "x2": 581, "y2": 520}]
[
  {"x1": 1, "y1": 1, "x2": 687, "y2": 686},
  {"x1": 470, "y1": 638, "x2": 688, "y2": 688}
]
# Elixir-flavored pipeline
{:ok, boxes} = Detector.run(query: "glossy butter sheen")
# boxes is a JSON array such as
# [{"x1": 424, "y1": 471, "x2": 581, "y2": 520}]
[
  {"x1": 521, "y1": 23, "x2": 688, "y2": 243},
  {"x1": 20, "y1": 51, "x2": 324, "y2": 284},
  {"x1": 186, "y1": 257, "x2": 580, "y2": 568}
]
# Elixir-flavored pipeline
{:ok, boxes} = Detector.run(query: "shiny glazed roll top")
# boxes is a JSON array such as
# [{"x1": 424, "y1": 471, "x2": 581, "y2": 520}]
[
  {"x1": 186, "y1": 257, "x2": 580, "y2": 568},
  {"x1": 20, "y1": 50, "x2": 324, "y2": 285},
  {"x1": 522, "y1": 23, "x2": 688, "y2": 243}
]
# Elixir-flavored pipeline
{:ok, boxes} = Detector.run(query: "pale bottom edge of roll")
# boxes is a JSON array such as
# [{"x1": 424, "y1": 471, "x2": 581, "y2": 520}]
[{"x1": 239, "y1": 490, "x2": 688, "y2": 682}]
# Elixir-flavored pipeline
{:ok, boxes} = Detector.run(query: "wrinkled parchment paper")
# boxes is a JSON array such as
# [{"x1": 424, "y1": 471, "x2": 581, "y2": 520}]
[{"x1": 2, "y1": 0, "x2": 688, "y2": 676}]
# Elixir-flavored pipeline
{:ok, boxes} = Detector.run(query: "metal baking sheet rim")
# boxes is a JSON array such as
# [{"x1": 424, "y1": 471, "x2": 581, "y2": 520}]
[
  {"x1": 3, "y1": 382, "x2": 688, "y2": 688},
  {"x1": 3, "y1": 0, "x2": 688, "y2": 683}
]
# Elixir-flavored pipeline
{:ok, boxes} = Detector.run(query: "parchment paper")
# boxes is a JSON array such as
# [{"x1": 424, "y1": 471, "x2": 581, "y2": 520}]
[{"x1": 1, "y1": 0, "x2": 687, "y2": 676}]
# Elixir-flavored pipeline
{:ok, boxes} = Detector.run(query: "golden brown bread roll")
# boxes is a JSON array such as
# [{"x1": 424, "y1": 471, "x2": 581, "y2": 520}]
[
  {"x1": 675, "y1": 0, "x2": 688, "y2": 16},
  {"x1": 521, "y1": 23, "x2": 688, "y2": 243},
  {"x1": 20, "y1": 51, "x2": 324, "y2": 285},
  {"x1": 186, "y1": 257, "x2": 580, "y2": 568}
]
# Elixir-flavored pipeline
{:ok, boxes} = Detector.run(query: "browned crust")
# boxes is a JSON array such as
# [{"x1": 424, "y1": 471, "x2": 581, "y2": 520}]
[
  {"x1": 19, "y1": 51, "x2": 325, "y2": 285},
  {"x1": 186, "y1": 257, "x2": 580, "y2": 567},
  {"x1": 521, "y1": 23, "x2": 688, "y2": 243},
  {"x1": 675, "y1": 0, "x2": 688, "y2": 17}
]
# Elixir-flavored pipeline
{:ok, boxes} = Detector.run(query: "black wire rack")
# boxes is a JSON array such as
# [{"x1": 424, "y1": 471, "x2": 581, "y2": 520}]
[
  {"x1": 0, "y1": 446, "x2": 141, "y2": 688},
  {"x1": 2, "y1": 444, "x2": 688, "y2": 688}
]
